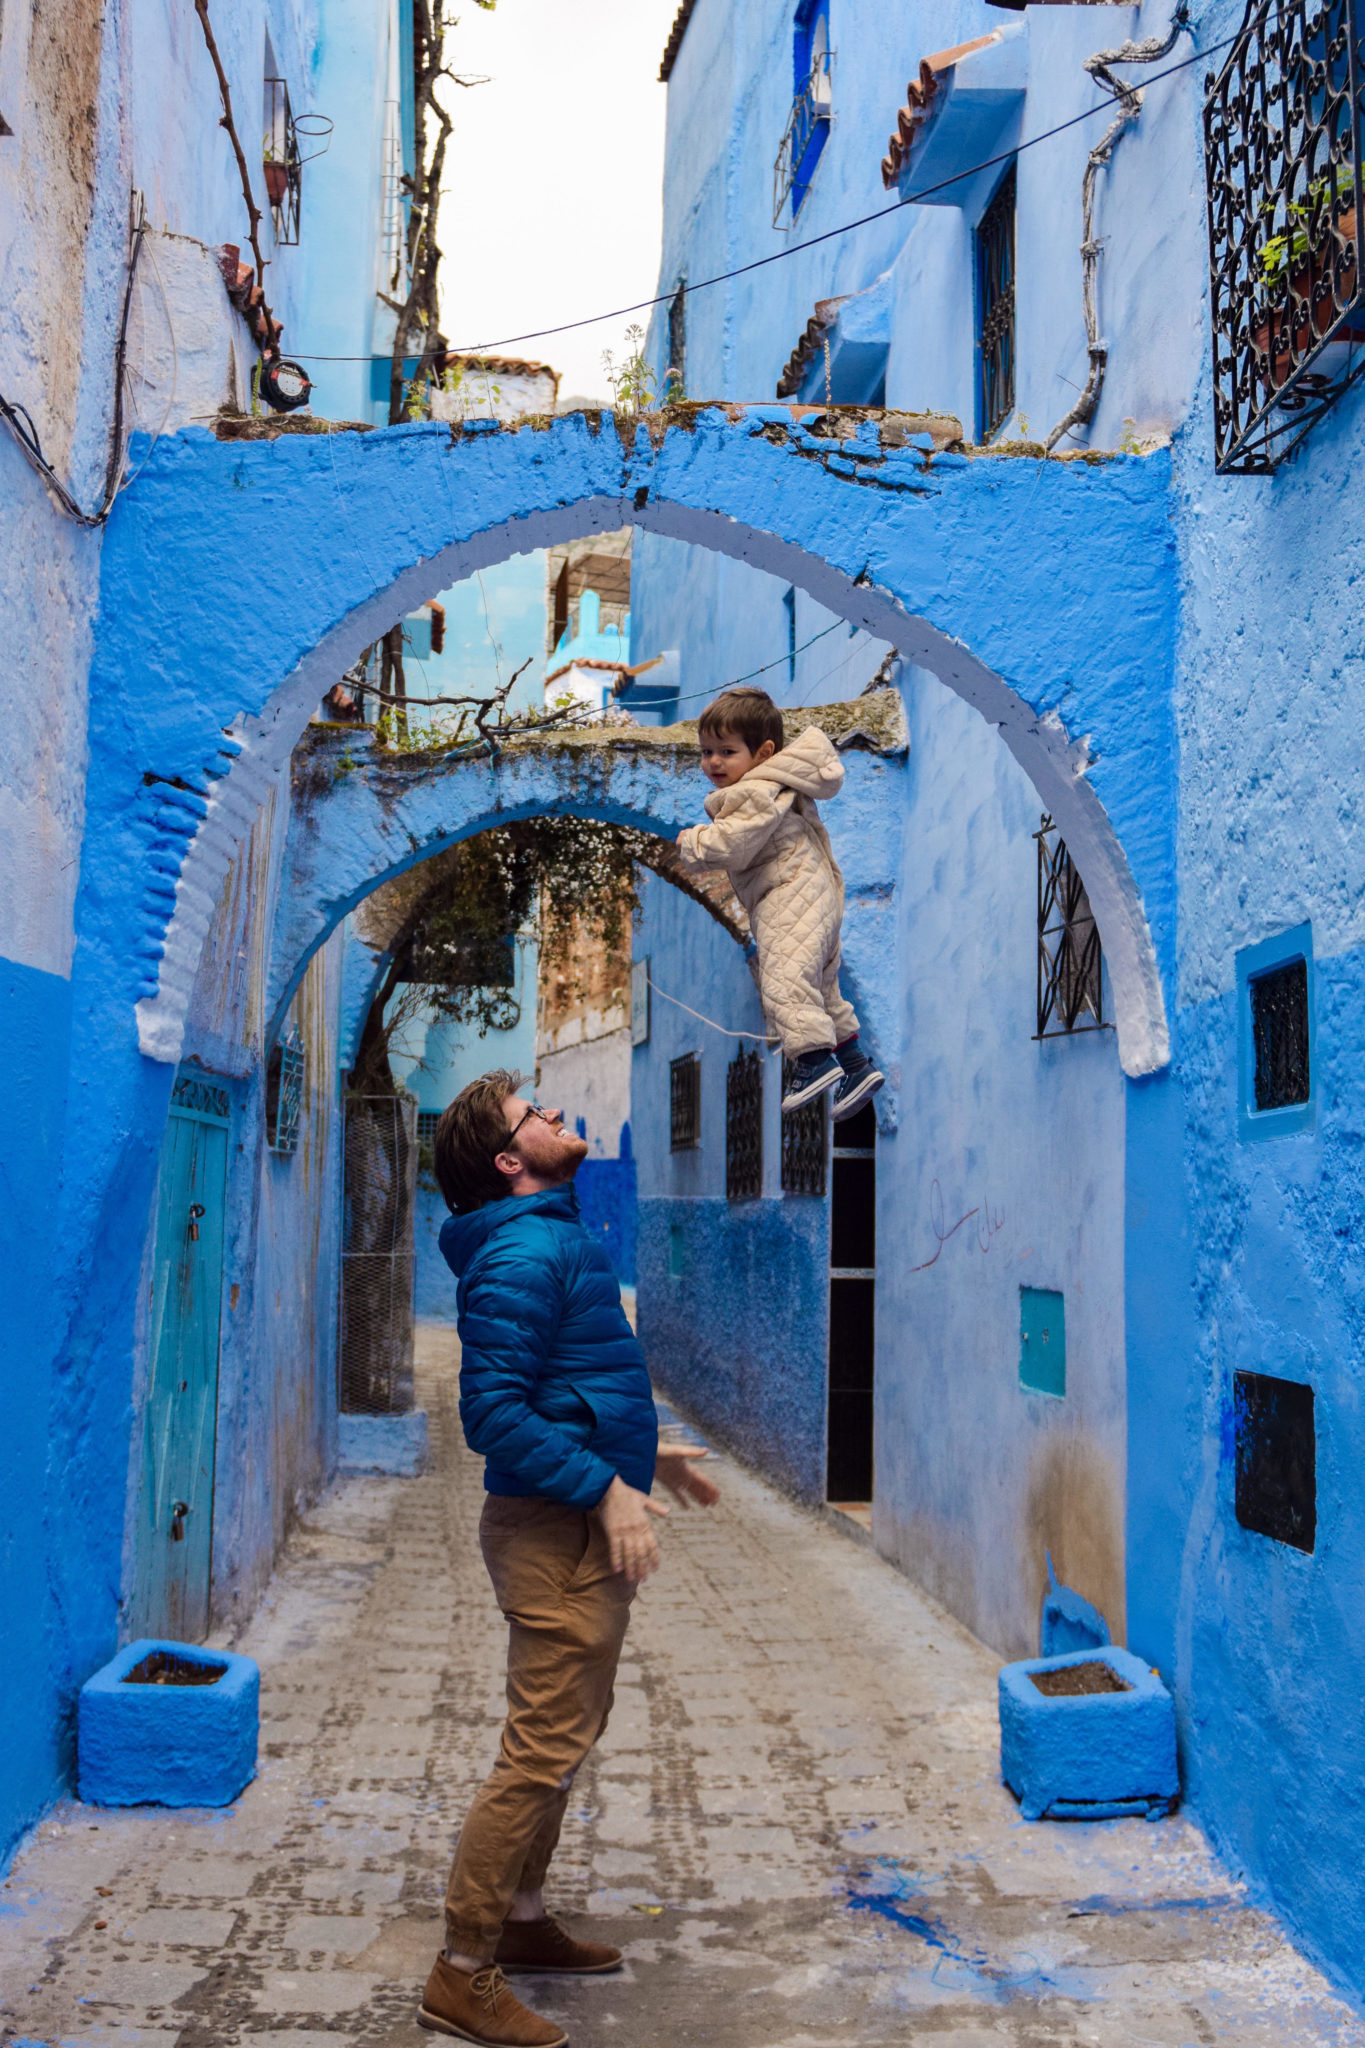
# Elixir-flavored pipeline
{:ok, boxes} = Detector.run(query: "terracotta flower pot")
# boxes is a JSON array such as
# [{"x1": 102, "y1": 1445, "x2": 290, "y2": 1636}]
[
  {"x1": 1254, "y1": 202, "x2": 1364, "y2": 386},
  {"x1": 263, "y1": 160, "x2": 288, "y2": 206}
]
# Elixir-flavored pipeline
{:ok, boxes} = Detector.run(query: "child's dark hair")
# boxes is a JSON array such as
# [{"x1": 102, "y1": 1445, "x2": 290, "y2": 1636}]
[{"x1": 698, "y1": 687, "x2": 784, "y2": 755}]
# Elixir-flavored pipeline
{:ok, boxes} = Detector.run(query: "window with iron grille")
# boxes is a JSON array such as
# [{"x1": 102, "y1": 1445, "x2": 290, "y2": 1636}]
[
  {"x1": 667, "y1": 283, "x2": 687, "y2": 399},
  {"x1": 670, "y1": 1053, "x2": 701, "y2": 1151},
  {"x1": 774, "y1": 0, "x2": 832, "y2": 225},
  {"x1": 1251, "y1": 958, "x2": 1311, "y2": 1107},
  {"x1": 416, "y1": 1109, "x2": 441, "y2": 1148},
  {"x1": 781, "y1": 1058, "x2": 828, "y2": 1194},
  {"x1": 266, "y1": 1028, "x2": 305, "y2": 1154},
  {"x1": 262, "y1": 77, "x2": 331, "y2": 248},
  {"x1": 976, "y1": 164, "x2": 1017, "y2": 442},
  {"x1": 1035, "y1": 816, "x2": 1105, "y2": 1039},
  {"x1": 726, "y1": 1049, "x2": 764, "y2": 1201},
  {"x1": 1204, "y1": 0, "x2": 1365, "y2": 472}
]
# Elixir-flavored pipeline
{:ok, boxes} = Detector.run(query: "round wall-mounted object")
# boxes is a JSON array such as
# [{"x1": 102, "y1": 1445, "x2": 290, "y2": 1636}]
[{"x1": 259, "y1": 358, "x2": 313, "y2": 413}]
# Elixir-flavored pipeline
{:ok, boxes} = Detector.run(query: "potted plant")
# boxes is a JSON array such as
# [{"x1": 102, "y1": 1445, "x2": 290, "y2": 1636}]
[
  {"x1": 262, "y1": 135, "x2": 288, "y2": 207},
  {"x1": 1253, "y1": 170, "x2": 1365, "y2": 387}
]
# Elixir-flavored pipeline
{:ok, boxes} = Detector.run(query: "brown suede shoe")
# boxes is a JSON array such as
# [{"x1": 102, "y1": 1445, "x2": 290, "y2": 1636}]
[
  {"x1": 417, "y1": 1954, "x2": 568, "y2": 2046},
  {"x1": 494, "y1": 1914, "x2": 623, "y2": 1976}
]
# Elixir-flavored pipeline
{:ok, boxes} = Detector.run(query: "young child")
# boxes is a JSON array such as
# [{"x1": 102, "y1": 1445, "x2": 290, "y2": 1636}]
[{"x1": 675, "y1": 686, "x2": 884, "y2": 1120}]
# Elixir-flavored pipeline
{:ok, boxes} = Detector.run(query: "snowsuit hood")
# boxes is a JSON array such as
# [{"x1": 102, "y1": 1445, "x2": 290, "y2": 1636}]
[
  {"x1": 675, "y1": 722, "x2": 859, "y2": 1055},
  {"x1": 701, "y1": 722, "x2": 845, "y2": 818}
]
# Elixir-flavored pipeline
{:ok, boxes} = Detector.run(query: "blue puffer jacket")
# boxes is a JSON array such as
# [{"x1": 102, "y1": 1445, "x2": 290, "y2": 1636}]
[{"x1": 439, "y1": 1185, "x2": 658, "y2": 1511}]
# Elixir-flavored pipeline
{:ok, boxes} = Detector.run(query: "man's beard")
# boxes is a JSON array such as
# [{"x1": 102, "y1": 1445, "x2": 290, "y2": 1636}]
[{"x1": 544, "y1": 1132, "x2": 591, "y2": 1184}]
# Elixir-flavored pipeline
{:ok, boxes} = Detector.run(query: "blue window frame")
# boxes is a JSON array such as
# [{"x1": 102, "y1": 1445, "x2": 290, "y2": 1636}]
[
  {"x1": 266, "y1": 1028, "x2": 306, "y2": 1156},
  {"x1": 774, "y1": 0, "x2": 831, "y2": 223},
  {"x1": 976, "y1": 163, "x2": 1017, "y2": 441},
  {"x1": 1236, "y1": 922, "x2": 1315, "y2": 1140}
]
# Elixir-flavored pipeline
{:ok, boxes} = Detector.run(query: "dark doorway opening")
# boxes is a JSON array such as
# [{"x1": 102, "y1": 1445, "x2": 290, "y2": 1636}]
[{"x1": 827, "y1": 1102, "x2": 875, "y2": 1503}]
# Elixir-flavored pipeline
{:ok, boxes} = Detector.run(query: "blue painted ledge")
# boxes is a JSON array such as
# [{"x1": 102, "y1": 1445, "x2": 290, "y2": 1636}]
[{"x1": 337, "y1": 1409, "x2": 430, "y2": 1477}]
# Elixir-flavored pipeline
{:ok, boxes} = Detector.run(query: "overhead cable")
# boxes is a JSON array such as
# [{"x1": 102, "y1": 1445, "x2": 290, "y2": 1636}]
[{"x1": 289, "y1": 21, "x2": 1247, "y2": 367}]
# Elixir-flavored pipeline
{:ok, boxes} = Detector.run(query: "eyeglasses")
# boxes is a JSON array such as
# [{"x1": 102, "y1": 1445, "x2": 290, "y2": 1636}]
[{"x1": 501, "y1": 1102, "x2": 552, "y2": 1152}]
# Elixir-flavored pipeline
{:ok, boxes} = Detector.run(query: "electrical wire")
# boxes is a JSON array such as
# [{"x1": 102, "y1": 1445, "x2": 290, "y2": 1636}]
[
  {"x1": 647, "y1": 975, "x2": 775, "y2": 1043},
  {"x1": 0, "y1": 196, "x2": 147, "y2": 525},
  {"x1": 657, "y1": 617, "x2": 846, "y2": 715},
  {"x1": 287, "y1": 21, "x2": 1244, "y2": 367}
]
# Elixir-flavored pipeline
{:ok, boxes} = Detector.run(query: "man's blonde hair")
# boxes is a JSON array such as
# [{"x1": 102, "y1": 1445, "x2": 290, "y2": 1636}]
[{"x1": 433, "y1": 1070, "x2": 519, "y2": 1213}]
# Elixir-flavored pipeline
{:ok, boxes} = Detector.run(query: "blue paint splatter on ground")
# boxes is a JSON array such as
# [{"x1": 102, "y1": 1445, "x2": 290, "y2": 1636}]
[{"x1": 843, "y1": 1858, "x2": 1100, "y2": 2006}]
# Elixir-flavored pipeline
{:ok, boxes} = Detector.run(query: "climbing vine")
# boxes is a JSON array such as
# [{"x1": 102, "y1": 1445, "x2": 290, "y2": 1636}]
[
  {"x1": 350, "y1": 817, "x2": 652, "y2": 1093},
  {"x1": 385, "y1": 1, "x2": 497, "y2": 427}
]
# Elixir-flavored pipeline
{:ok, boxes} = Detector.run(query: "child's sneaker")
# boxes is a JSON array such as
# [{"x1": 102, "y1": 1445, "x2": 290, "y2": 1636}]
[
  {"x1": 782, "y1": 1051, "x2": 844, "y2": 1112},
  {"x1": 831, "y1": 1051, "x2": 884, "y2": 1122}
]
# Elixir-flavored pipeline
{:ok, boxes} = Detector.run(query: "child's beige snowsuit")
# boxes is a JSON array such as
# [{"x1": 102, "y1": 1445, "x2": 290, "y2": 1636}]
[{"x1": 675, "y1": 724, "x2": 859, "y2": 1057}]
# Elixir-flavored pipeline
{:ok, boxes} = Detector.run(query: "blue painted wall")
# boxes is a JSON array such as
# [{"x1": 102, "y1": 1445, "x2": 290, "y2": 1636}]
[
  {"x1": 636, "y1": 0, "x2": 1365, "y2": 2000},
  {"x1": 633, "y1": 868, "x2": 830, "y2": 1497},
  {"x1": 0, "y1": 0, "x2": 401, "y2": 1863},
  {"x1": 9, "y1": 0, "x2": 1364, "y2": 1985},
  {"x1": 0, "y1": 962, "x2": 71, "y2": 1864}
]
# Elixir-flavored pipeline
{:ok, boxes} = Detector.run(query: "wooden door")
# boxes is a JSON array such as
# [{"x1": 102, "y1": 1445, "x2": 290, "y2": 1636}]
[{"x1": 131, "y1": 1076, "x2": 229, "y2": 1641}]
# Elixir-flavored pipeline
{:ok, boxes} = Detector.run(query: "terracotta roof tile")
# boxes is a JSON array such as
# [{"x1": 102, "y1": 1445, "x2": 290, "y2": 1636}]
[
  {"x1": 880, "y1": 34, "x2": 1000, "y2": 191},
  {"x1": 776, "y1": 296, "x2": 851, "y2": 401},
  {"x1": 660, "y1": 0, "x2": 700, "y2": 81},
  {"x1": 447, "y1": 351, "x2": 559, "y2": 389}
]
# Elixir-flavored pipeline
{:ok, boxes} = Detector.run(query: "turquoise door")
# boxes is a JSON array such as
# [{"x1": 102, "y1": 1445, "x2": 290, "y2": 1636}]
[{"x1": 131, "y1": 1076, "x2": 229, "y2": 1643}]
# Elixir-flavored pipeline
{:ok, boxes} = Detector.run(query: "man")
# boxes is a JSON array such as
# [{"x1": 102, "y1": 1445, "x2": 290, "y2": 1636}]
[{"x1": 419, "y1": 1071, "x2": 718, "y2": 2047}]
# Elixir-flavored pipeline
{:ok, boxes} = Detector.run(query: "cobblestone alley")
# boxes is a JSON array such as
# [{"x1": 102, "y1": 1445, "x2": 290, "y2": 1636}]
[{"x1": 2, "y1": 1330, "x2": 1361, "y2": 2048}]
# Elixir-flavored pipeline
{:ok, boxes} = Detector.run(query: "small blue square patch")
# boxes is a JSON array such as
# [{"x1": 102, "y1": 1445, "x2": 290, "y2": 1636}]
[{"x1": 1020, "y1": 1286, "x2": 1066, "y2": 1397}]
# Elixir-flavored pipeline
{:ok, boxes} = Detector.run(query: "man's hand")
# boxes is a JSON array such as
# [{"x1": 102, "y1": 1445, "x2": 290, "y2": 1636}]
[
  {"x1": 596, "y1": 1475, "x2": 669, "y2": 1582},
  {"x1": 654, "y1": 1444, "x2": 720, "y2": 1509}
]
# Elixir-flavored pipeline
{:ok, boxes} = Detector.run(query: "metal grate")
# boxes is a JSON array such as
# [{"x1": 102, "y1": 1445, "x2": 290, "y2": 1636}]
[
  {"x1": 781, "y1": 1058, "x2": 828, "y2": 1194},
  {"x1": 264, "y1": 78, "x2": 302, "y2": 245},
  {"x1": 339, "y1": 1093, "x2": 416, "y2": 1414},
  {"x1": 773, "y1": 42, "x2": 833, "y2": 225},
  {"x1": 726, "y1": 1049, "x2": 764, "y2": 1201},
  {"x1": 1251, "y1": 957, "x2": 1311, "y2": 1106},
  {"x1": 977, "y1": 164, "x2": 1017, "y2": 440},
  {"x1": 1035, "y1": 816, "x2": 1105, "y2": 1039},
  {"x1": 266, "y1": 1029, "x2": 305, "y2": 1155},
  {"x1": 171, "y1": 1072, "x2": 230, "y2": 1121},
  {"x1": 416, "y1": 1109, "x2": 441, "y2": 1147},
  {"x1": 1204, "y1": 0, "x2": 1365, "y2": 472},
  {"x1": 670, "y1": 1054, "x2": 701, "y2": 1151}
]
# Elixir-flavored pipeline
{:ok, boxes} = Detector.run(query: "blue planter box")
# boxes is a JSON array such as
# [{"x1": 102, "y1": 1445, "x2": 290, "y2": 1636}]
[
  {"x1": 998, "y1": 1645, "x2": 1178, "y2": 1822},
  {"x1": 79, "y1": 1639, "x2": 259, "y2": 1808}
]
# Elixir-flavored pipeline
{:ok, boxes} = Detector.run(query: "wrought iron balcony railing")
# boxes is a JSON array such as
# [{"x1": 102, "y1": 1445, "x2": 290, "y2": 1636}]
[
  {"x1": 1205, "y1": 0, "x2": 1365, "y2": 471},
  {"x1": 773, "y1": 49, "x2": 833, "y2": 227}
]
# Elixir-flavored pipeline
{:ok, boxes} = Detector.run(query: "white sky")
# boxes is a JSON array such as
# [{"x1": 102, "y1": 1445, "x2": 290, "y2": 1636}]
[{"x1": 437, "y1": 0, "x2": 680, "y2": 402}]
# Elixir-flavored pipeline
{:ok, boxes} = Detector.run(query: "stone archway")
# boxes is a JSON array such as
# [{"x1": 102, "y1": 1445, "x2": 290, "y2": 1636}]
[
  {"x1": 89, "y1": 405, "x2": 1176, "y2": 1082},
  {"x1": 269, "y1": 693, "x2": 907, "y2": 1103}
]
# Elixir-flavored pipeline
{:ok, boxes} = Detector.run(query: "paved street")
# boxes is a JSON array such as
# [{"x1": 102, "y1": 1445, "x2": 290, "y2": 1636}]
[{"x1": 2, "y1": 1327, "x2": 1362, "y2": 2048}]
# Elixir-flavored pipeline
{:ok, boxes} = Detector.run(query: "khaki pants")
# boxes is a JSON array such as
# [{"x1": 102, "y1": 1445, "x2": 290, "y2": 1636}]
[{"x1": 444, "y1": 1494, "x2": 636, "y2": 1960}]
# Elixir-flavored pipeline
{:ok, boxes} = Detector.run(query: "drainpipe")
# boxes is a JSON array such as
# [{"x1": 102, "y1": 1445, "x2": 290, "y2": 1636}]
[{"x1": 1044, "y1": 7, "x2": 1191, "y2": 453}]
